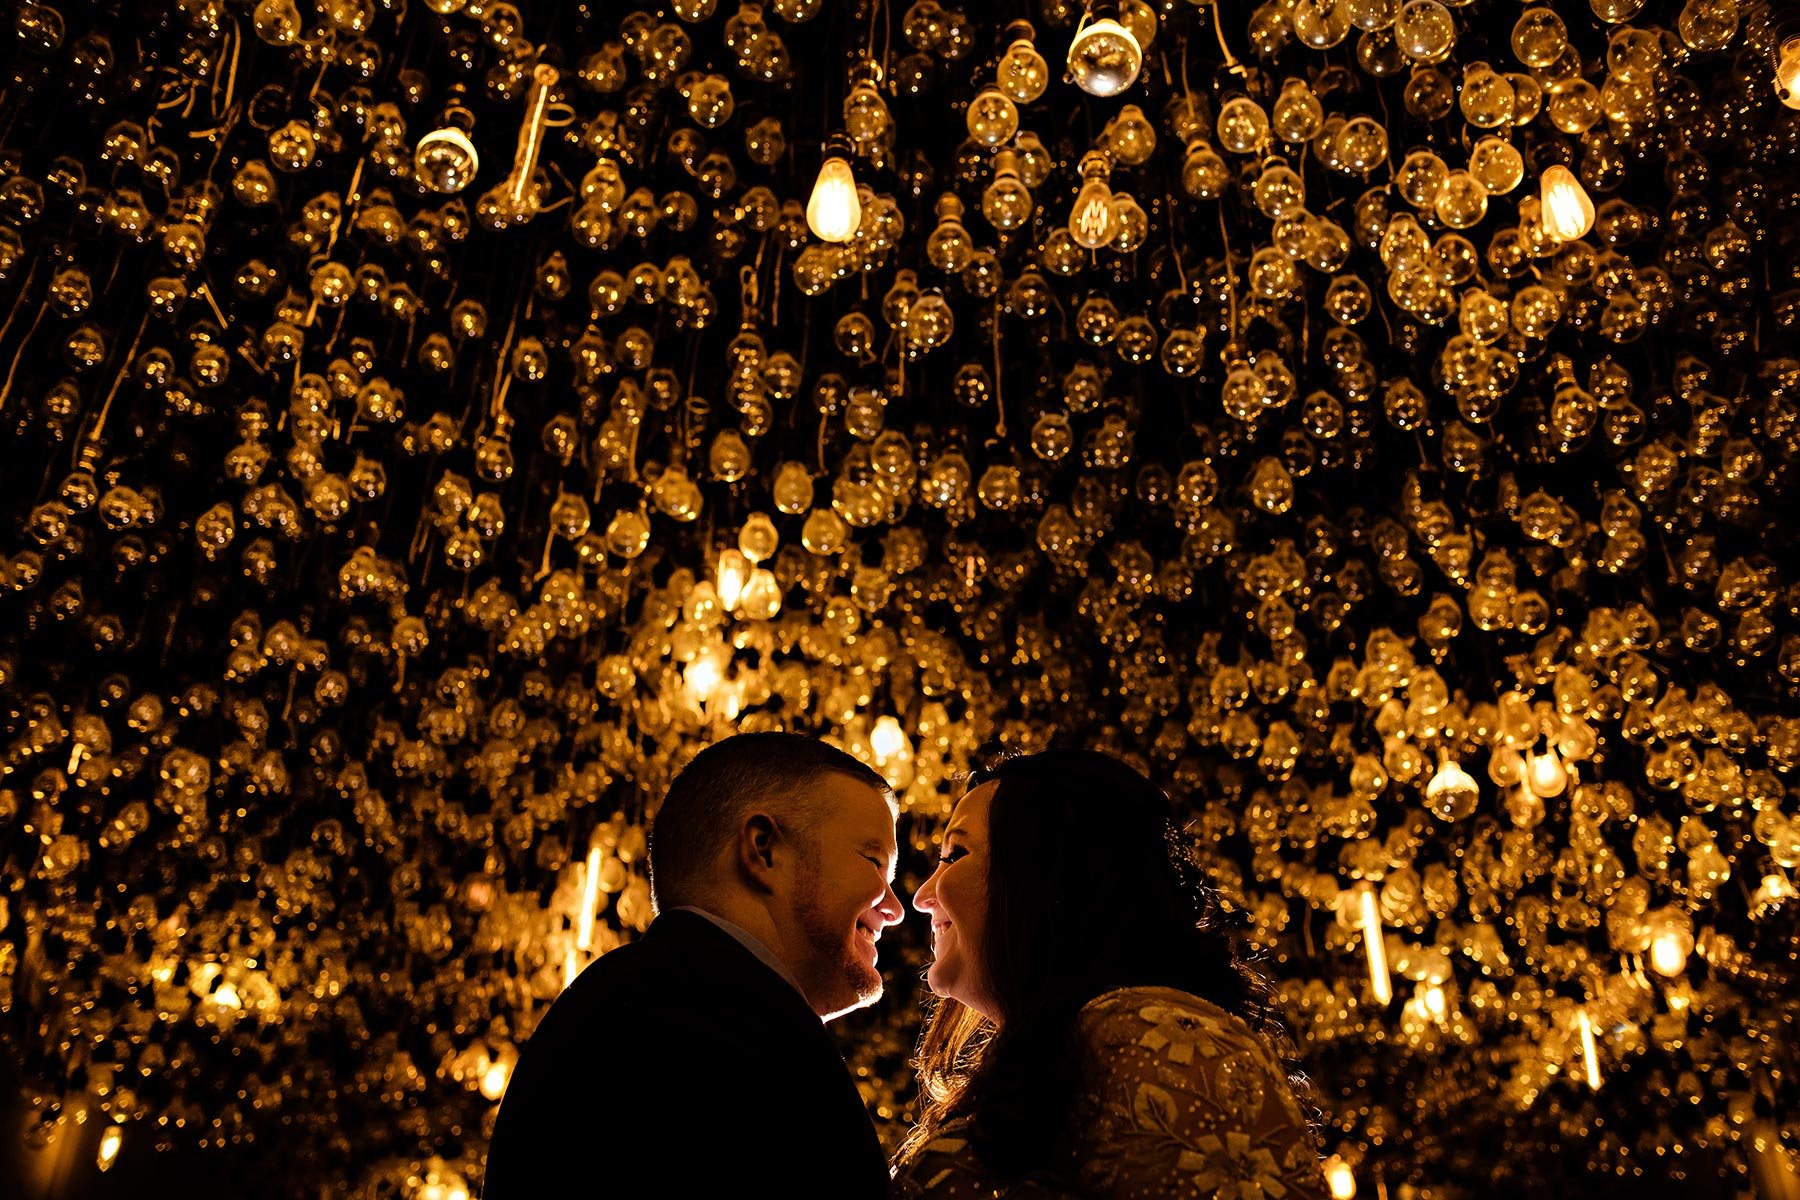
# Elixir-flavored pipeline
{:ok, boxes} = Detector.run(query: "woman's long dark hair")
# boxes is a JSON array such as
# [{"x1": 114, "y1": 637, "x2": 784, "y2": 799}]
[{"x1": 897, "y1": 748, "x2": 1303, "y2": 1176}]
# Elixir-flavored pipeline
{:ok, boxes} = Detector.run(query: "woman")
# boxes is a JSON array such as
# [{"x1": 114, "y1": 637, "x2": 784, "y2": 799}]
[{"x1": 892, "y1": 749, "x2": 1325, "y2": 1200}]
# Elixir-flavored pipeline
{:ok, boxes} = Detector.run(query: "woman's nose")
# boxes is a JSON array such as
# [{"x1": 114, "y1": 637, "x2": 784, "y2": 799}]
[{"x1": 912, "y1": 868, "x2": 939, "y2": 914}]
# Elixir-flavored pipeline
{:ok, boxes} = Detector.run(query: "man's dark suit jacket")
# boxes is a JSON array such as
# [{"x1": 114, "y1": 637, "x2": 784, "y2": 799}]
[{"x1": 482, "y1": 908, "x2": 891, "y2": 1198}]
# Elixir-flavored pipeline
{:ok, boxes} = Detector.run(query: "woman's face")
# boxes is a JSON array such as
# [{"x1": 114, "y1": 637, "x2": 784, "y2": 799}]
[{"x1": 912, "y1": 781, "x2": 996, "y2": 1021}]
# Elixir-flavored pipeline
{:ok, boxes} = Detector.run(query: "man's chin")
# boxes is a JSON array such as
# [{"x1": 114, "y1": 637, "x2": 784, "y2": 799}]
[{"x1": 817, "y1": 964, "x2": 883, "y2": 1021}]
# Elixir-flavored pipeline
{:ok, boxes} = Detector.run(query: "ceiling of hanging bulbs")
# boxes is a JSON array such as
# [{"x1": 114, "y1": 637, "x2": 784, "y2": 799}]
[{"x1": 0, "y1": 0, "x2": 1796, "y2": 1195}]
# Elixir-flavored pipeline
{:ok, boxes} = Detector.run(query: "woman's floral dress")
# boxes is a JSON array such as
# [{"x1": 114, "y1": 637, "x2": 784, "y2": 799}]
[{"x1": 893, "y1": 986, "x2": 1326, "y2": 1200}]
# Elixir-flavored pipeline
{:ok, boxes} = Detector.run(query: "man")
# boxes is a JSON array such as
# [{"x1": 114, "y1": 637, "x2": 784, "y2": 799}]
[{"x1": 483, "y1": 732, "x2": 903, "y2": 1198}]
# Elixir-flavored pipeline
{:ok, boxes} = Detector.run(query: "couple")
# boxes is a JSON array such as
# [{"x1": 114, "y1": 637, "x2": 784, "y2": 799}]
[{"x1": 483, "y1": 733, "x2": 1325, "y2": 1199}]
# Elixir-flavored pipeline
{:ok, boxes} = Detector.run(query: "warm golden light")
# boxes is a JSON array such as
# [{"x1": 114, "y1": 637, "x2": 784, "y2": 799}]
[
  {"x1": 870, "y1": 715, "x2": 908, "y2": 765},
  {"x1": 1649, "y1": 929, "x2": 1689, "y2": 977},
  {"x1": 806, "y1": 155, "x2": 862, "y2": 242},
  {"x1": 97, "y1": 1124, "x2": 123, "y2": 1173},
  {"x1": 1069, "y1": 151, "x2": 1118, "y2": 250},
  {"x1": 1325, "y1": 1154, "x2": 1357, "y2": 1200},
  {"x1": 576, "y1": 844, "x2": 602, "y2": 953},
  {"x1": 716, "y1": 548, "x2": 752, "y2": 612},
  {"x1": 479, "y1": 1059, "x2": 509, "y2": 1102},
  {"x1": 1356, "y1": 884, "x2": 1392, "y2": 1005},
  {"x1": 1777, "y1": 37, "x2": 1800, "y2": 109},
  {"x1": 1067, "y1": 15, "x2": 1144, "y2": 97},
  {"x1": 1538, "y1": 165, "x2": 1595, "y2": 241},
  {"x1": 683, "y1": 656, "x2": 724, "y2": 704},
  {"x1": 1525, "y1": 747, "x2": 1569, "y2": 798},
  {"x1": 1422, "y1": 983, "x2": 1447, "y2": 1022},
  {"x1": 1577, "y1": 1008, "x2": 1602, "y2": 1090}
]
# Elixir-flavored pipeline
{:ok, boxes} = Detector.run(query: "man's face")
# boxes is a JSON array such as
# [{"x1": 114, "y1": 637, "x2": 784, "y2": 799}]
[{"x1": 785, "y1": 773, "x2": 903, "y2": 1021}]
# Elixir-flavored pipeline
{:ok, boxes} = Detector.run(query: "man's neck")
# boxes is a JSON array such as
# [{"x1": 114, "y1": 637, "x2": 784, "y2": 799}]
[{"x1": 665, "y1": 900, "x2": 818, "y2": 1016}]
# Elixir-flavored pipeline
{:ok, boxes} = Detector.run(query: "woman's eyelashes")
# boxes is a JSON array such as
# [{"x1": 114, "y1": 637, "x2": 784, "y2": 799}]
[{"x1": 937, "y1": 845, "x2": 968, "y2": 865}]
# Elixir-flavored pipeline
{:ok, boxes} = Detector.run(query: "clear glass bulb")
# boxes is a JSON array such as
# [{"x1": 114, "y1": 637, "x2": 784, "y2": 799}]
[
  {"x1": 1778, "y1": 37, "x2": 1800, "y2": 110},
  {"x1": 805, "y1": 154, "x2": 862, "y2": 242},
  {"x1": 415, "y1": 124, "x2": 479, "y2": 194},
  {"x1": 1067, "y1": 16, "x2": 1142, "y2": 97},
  {"x1": 1538, "y1": 164, "x2": 1594, "y2": 241},
  {"x1": 1068, "y1": 151, "x2": 1117, "y2": 249}
]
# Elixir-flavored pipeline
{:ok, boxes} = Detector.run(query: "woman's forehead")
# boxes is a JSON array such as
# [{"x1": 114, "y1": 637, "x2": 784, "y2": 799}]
[{"x1": 948, "y1": 781, "x2": 998, "y2": 832}]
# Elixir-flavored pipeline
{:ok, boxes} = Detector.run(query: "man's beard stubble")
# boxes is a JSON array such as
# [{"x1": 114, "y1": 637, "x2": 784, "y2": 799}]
[{"x1": 792, "y1": 866, "x2": 884, "y2": 1016}]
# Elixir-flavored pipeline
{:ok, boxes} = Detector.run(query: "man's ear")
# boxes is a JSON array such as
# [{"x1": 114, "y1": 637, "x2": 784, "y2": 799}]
[{"x1": 735, "y1": 812, "x2": 781, "y2": 893}]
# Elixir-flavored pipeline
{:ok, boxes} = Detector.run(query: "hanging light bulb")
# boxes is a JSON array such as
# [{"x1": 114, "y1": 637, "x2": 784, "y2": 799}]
[
  {"x1": 1576, "y1": 1007, "x2": 1603, "y2": 1090},
  {"x1": 716, "y1": 548, "x2": 752, "y2": 611},
  {"x1": 97, "y1": 1124, "x2": 123, "y2": 1173},
  {"x1": 1424, "y1": 756, "x2": 1479, "y2": 820},
  {"x1": 479, "y1": 1058, "x2": 510, "y2": 1101},
  {"x1": 1069, "y1": 151, "x2": 1119, "y2": 249},
  {"x1": 1538, "y1": 164, "x2": 1595, "y2": 241},
  {"x1": 806, "y1": 142, "x2": 862, "y2": 242},
  {"x1": 1067, "y1": 3, "x2": 1144, "y2": 97},
  {"x1": 415, "y1": 104, "x2": 480, "y2": 194},
  {"x1": 1354, "y1": 882, "x2": 1393, "y2": 1004},
  {"x1": 576, "y1": 842, "x2": 602, "y2": 953},
  {"x1": 1525, "y1": 745, "x2": 1569, "y2": 797},
  {"x1": 1777, "y1": 36, "x2": 1800, "y2": 109},
  {"x1": 996, "y1": 20, "x2": 1050, "y2": 103},
  {"x1": 1649, "y1": 930, "x2": 1689, "y2": 976},
  {"x1": 870, "y1": 715, "x2": 909, "y2": 765},
  {"x1": 1323, "y1": 1154, "x2": 1357, "y2": 1200}
]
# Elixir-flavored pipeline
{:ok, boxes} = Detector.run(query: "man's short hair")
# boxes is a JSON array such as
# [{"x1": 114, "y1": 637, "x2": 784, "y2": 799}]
[{"x1": 648, "y1": 732, "x2": 894, "y2": 910}]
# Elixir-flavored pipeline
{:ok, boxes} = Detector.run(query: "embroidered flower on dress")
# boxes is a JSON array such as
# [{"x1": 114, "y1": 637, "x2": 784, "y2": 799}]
[{"x1": 1176, "y1": 1131, "x2": 1291, "y2": 1200}]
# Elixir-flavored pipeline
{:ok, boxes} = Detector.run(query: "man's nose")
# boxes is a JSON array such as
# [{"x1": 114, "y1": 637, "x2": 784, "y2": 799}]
[{"x1": 876, "y1": 882, "x2": 904, "y2": 926}]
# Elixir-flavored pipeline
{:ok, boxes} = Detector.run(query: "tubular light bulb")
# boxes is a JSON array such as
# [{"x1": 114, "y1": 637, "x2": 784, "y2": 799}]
[
  {"x1": 806, "y1": 155, "x2": 862, "y2": 242},
  {"x1": 716, "y1": 548, "x2": 752, "y2": 611},
  {"x1": 1538, "y1": 165, "x2": 1595, "y2": 241},
  {"x1": 1577, "y1": 1008, "x2": 1602, "y2": 1090},
  {"x1": 1778, "y1": 38, "x2": 1800, "y2": 109},
  {"x1": 98, "y1": 1125, "x2": 123, "y2": 1172},
  {"x1": 1356, "y1": 884, "x2": 1393, "y2": 1005},
  {"x1": 562, "y1": 945, "x2": 579, "y2": 990},
  {"x1": 576, "y1": 843, "x2": 602, "y2": 952},
  {"x1": 1069, "y1": 152, "x2": 1118, "y2": 249},
  {"x1": 1324, "y1": 1155, "x2": 1357, "y2": 1200}
]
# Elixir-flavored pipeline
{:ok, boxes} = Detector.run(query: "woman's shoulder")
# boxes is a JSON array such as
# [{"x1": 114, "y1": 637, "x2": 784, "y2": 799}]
[{"x1": 1075, "y1": 985, "x2": 1275, "y2": 1066}]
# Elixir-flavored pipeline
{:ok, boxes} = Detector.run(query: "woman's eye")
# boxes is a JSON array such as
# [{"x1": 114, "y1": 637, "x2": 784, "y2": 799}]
[{"x1": 937, "y1": 847, "x2": 966, "y2": 865}]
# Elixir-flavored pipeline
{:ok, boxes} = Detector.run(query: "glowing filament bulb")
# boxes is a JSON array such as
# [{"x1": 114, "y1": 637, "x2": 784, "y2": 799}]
[
  {"x1": 479, "y1": 1059, "x2": 509, "y2": 1101},
  {"x1": 1067, "y1": 13, "x2": 1144, "y2": 97},
  {"x1": 1576, "y1": 1008, "x2": 1602, "y2": 1090},
  {"x1": 806, "y1": 155, "x2": 862, "y2": 242},
  {"x1": 97, "y1": 1124, "x2": 123, "y2": 1172},
  {"x1": 716, "y1": 548, "x2": 752, "y2": 611},
  {"x1": 576, "y1": 843, "x2": 602, "y2": 952},
  {"x1": 1422, "y1": 982, "x2": 1447, "y2": 1021},
  {"x1": 684, "y1": 656, "x2": 723, "y2": 704},
  {"x1": 870, "y1": 715, "x2": 908, "y2": 765},
  {"x1": 1525, "y1": 747, "x2": 1569, "y2": 797},
  {"x1": 1356, "y1": 884, "x2": 1392, "y2": 1005},
  {"x1": 1649, "y1": 927, "x2": 1689, "y2": 977},
  {"x1": 1538, "y1": 165, "x2": 1595, "y2": 242},
  {"x1": 1777, "y1": 37, "x2": 1800, "y2": 110},
  {"x1": 562, "y1": 945, "x2": 579, "y2": 990},
  {"x1": 1324, "y1": 1154, "x2": 1357, "y2": 1200},
  {"x1": 1069, "y1": 152, "x2": 1118, "y2": 250}
]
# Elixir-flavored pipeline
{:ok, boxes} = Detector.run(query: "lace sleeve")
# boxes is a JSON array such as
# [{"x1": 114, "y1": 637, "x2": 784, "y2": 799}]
[{"x1": 1072, "y1": 988, "x2": 1328, "y2": 1200}]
